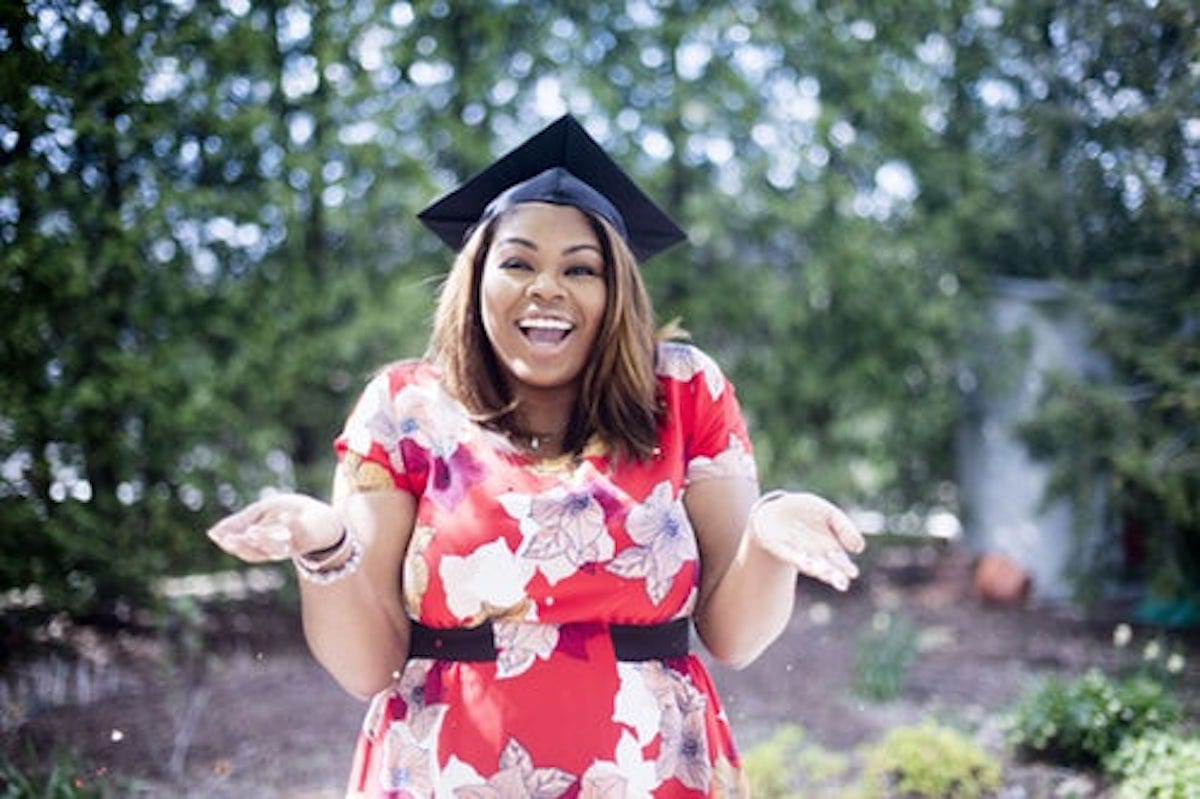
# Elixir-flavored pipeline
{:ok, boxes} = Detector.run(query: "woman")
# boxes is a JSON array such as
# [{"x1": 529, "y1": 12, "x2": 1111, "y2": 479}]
[{"x1": 207, "y1": 115, "x2": 865, "y2": 797}]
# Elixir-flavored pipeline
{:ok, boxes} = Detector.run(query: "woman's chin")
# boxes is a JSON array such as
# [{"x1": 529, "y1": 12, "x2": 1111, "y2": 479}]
[{"x1": 504, "y1": 363, "x2": 584, "y2": 393}]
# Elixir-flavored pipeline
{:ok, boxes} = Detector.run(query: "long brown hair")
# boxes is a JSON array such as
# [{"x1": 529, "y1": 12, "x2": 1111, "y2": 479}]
[{"x1": 427, "y1": 206, "x2": 663, "y2": 460}]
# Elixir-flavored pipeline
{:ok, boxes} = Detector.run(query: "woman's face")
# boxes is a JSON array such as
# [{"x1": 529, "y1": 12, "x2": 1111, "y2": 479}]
[{"x1": 480, "y1": 202, "x2": 608, "y2": 398}]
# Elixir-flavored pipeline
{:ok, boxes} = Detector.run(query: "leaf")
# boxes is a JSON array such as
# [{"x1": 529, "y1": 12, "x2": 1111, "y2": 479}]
[
  {"x1": 521, "y1": 527, "x2": 566, "y2": 560},
  {"x1": 408, "y1": 704, "x2": 447, "y2": 745},
  {"x1": 645, "y1": 572, "x2": 672, "y2": 606},
  {"x1": 526, "y1": 766, "x2": 577, "y2": 799},
  {"x1": 607, "y1": 547, "x2": 653, "y2": 581},
  {"x1": 499, "y1": 738, "x2": 533, "y2": 774},
  {"x1": 579, "y1": 774, "x2": 627, "y2": 799},
  {"x1": 453, "y1": 787, "x2": 499, "y2": 799}
]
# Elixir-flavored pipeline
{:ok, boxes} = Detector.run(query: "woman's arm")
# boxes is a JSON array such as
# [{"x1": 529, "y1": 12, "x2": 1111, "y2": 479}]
[
  {"x1": 299, "y1": 468, "x2": 416, "y2": 698},
  {"x1": 687, "y1": 479, "x2": 865, "y2": 670},
  {"x1": 206, "y1": 465, "x2": 416, "y2": 699}
]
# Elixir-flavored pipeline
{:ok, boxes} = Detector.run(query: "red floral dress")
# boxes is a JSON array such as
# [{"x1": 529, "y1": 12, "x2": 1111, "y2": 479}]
[{"x1": 334, "y1": 342, "x2": 757, "y2": 798}]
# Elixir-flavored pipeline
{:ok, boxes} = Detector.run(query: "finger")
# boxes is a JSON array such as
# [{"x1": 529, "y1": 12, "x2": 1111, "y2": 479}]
[
  {"x1": 763, "y1": 538, "x2": 852, "y2": 591},
  {"x1": 826, "y1": 508, "x2": 866, "y2": 554},
  {"x1": 237, "y1": 520, "x2": 295, "y2": 556},
  {"x1": 214, "y1": 533, "x2": 289, "y2": 563},
  {"x1": 826, "y1": 549, "x2": 860, "y2": 579},
  {"x1": 207, "y1": 502, "x2": 273, "y2": 540},
  {"x1": 252, "y1": 523, "x2": 295, "y2": 558},
  {"x1": 206, "y1": 521, "x2": 248, "y2": 549},
  {"x1": 210, "y1": 496, "x2": 292, "y2": 533},
  {"x1": 207, "y1": 529, "x2": 264, "y2": 561},
  {"x1": 206, "y1": 514, "x2": 248, "y2": 541},
  {"x1": 208, "y1": 515, "x2": 294, "y2": 559},
  {"x1": 226, "y1": 546, "x2": 275, "y2": 564},
  {"x1": 796, "y1": 553, "x2": 851, "y2": 592}
]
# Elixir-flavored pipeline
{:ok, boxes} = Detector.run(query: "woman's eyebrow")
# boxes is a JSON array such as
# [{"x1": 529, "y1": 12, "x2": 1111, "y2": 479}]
[
  {"x1": 497, "y1": 237, "x2": 601, "y2": 257},
  {"x1": 562, "y1": 243, "x2": 602, "y2": 256},
  {"x1": 498, "y1": 235, "x2": 538, "y2": 251}
]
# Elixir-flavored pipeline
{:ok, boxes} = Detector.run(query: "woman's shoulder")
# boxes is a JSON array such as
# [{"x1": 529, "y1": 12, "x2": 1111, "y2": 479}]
[
  {"x1": 654, "y1": 340, "x2": 730, "y2": 398},
  {"x1": 370, "y1": 357, "x2": 440, "y2": 392}
]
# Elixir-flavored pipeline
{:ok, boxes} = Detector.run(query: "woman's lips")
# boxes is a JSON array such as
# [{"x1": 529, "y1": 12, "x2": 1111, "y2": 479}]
[{"x1": 518, "y1": 317, "x2": 573, "y2": 346}]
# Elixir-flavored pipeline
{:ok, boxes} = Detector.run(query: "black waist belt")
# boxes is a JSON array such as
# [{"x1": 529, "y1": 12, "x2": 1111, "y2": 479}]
[{"x1": 408, "y1": 618, "x2": 690, "y2": 662}]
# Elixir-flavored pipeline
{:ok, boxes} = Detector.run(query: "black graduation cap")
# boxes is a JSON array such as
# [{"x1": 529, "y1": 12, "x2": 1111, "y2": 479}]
[{"x1": 417, "y1": 114, "x2": 687, "y2": 262}]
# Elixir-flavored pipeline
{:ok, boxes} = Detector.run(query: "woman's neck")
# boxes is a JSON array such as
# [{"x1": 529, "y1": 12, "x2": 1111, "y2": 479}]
[{"x1": 510, "y1": 386, "x2": 577, "y2": 454}]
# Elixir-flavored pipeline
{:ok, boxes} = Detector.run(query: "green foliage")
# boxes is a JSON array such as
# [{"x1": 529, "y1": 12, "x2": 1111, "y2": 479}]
[
  {"x1": 742, "y1": 724, "x2": 849, "y2": 799},
  {"x1": 1111, "y1": 624, "x2": 1191, "y2": 687},
  {"x1": 1018, "y1": 367, "x2": 1140, "y2": 603},
  {"x1": 0, "y1": 0, "x2": 433, "y2": 619},
  {"x1": 2, "y1": 0, "x2": 1196, "y2": 625},
  {"x1": 0, "y1": 746, "x2": 116, "y2": 799},
  {"x1": 857, "y1": 722, "x2": 1002, "y2": 799},
  {"x1": 1007, "y1": 669, "x2": 1182, "y2": 768},
  {"x1": 1106, "y1": 730, "x2": 1200, "y2": 799},
  {"x1": 1001, "y1": 0, "x2": 1200, "y2": 606},
  {"x1": 853, "y1": 612, "x2": 919, "y2": 702}
]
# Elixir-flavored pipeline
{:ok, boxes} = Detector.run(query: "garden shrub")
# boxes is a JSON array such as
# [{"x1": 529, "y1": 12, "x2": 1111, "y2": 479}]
[
  {"x1": 857, "y1": 721, "x2": 1001, "y2": 799},
  {"x1": 853, "y1": 612, "x2": 919, "y2": 702},
  {"x1": 1105, "y1": 730, "x2": 1200, "y2": 799},
  {"x1": 741, "y1": 724, "x2": 849, "y2": 798},
  {"x1": 0, "y1": 745, "x2": 113, "y2": 798},
  {"x1": 1007, "y1": 668, "x2": 1181, "y2": 768}
]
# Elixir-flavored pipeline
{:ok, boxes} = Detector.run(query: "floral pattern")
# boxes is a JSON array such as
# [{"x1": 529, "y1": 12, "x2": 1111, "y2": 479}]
[
  {"x1": 446, "y1": 738, "x2": 576, "y2": 799},
  {"x1": 657, "y1": 342, "x2": 725, "y2": 402},
  {"x1": 608, "y1": 481, "x2": 697, "y2": 605},
  {"x1": 501, "y1": 486, "x2": 615, "y2": 585},
  {"x1": 381, "y1": 726, "x2": 437, "y2": 797},
  {"x1": 685, "y1": 435, "x2": 757, "y2": 485},
  {"x1": 403, "y1": 525, "x2": 435, "y2": 617},
  {"x1": 336, "y1": 345, "x2": 754, "y2": 798},
  {"x1": 439, "y1": 539, "x2": 537, "y2": 624},
  {"x1": 579, "y1": 732, "x2": 658, "y2": 798},
  {"x1": 493, "y1": 621, "x2": 559, "y2": 679},
  {"x1": 654, "y1": 675, "x2": 711, "y2": 791}
]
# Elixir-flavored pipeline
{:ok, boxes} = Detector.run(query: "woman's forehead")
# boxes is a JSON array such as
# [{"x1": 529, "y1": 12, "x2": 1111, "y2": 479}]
[{"x1": 492, "y1": 203, "x2": 600, "y2": 246}]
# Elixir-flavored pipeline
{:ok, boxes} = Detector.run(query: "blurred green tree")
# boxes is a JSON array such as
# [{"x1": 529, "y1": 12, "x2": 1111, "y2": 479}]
[
  {"x1": 992, "y1": 0, "x2": 1200, "y2": 607},
  {"x1": 1, "y1": 0, "x2": 1195, "y2": 623}
]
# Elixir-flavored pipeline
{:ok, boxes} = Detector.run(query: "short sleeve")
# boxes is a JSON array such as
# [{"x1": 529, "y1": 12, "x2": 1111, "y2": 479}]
[
  {"x1": 656, "y1": 342, "x2": 759, "y2": 486},
  {"x1": 333, "y1": 362, "x2": 425, "y2": 496}
]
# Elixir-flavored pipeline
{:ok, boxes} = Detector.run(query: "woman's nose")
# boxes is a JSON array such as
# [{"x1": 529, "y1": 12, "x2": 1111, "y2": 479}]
[{"x1": 528, "y1": 270, "x2": 564, "y2": 299}]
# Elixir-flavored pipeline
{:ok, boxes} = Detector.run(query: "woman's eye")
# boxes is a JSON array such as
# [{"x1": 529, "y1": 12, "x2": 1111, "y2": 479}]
[
  {"x1": 500, "y1": 259, "x2": 532, "y2": 271},
  {"x1": 565, "y1": 264, "x2": 601, "y2": 277}
]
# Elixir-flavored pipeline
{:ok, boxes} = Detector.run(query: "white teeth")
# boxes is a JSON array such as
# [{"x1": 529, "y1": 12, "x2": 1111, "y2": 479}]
[{"x1": 519, "y1": 317, "x2": 572, "y2": 331}]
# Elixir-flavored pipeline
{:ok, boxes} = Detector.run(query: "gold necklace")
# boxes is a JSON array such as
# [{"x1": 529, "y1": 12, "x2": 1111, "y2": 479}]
[{"x1": 529, "y1": 431, "x2": 561, "y2": 451}]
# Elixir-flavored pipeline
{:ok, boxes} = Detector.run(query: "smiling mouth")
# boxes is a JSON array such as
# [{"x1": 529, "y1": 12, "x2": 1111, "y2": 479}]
[{"x1": 518, "y1": 317, "x2": 574, "y2": 346}]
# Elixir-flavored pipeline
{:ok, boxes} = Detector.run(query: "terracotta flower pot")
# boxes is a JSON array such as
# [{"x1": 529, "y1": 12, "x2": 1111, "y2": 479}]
[{"x1": 973, "y1": 552, "x2": 1031, "y2": 605}]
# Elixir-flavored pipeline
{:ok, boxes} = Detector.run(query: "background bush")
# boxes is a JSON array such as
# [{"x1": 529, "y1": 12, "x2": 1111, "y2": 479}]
[
  {"x1": 741, "y1": 724, "x2": 849, "y2": 799},
  {"x1": 0, "y1": 745, "x2": 122, "y2": 799},
  {"x1": 852, "y1": 612, "x2": 919, "y2": 702},
  {"x1": 857, "y1": 721, "x2": 1001, "y2": 799},
  {"x1": 1106, "y1": 730, "x2": 1200, "y2": 799},
  {"x1": 1007, "y1": 669, "x2": 1182, "y2": 768}
]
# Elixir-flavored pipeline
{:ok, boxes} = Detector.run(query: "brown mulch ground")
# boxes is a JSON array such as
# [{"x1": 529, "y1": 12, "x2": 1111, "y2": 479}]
[{"x1": 3, "y1": 545, "x2": 1197, "y2": 797}]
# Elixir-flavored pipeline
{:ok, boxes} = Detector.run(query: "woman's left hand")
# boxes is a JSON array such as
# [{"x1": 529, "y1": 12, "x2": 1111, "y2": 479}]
[{"x1": 749, "y1": 491, "x2": 866, "y2": 591}]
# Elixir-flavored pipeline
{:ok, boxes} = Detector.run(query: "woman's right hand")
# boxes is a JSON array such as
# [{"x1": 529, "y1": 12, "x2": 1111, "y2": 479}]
[{"x1": 206, "y1": 492, "x2": 342, "y2": 563}]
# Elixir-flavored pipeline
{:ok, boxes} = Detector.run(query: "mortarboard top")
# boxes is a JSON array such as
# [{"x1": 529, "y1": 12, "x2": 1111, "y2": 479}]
[{"x1": 417, "y1": 114, "x2": 687, "y2": 262}]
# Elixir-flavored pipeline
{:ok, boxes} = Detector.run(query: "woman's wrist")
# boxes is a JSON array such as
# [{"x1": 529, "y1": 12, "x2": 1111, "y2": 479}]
[
  {"x1": 294, "y1": 522, "x2": 363, "y2": 584},
  {"x1": 300, "y1": 526, "x2": 349, "y2": 564},
  {"x1": 745, "y1": 490, "x2": 799, "y2": 569},
  {"x1": 748, "y1": 490, "x2": 787, "y2": 534}
]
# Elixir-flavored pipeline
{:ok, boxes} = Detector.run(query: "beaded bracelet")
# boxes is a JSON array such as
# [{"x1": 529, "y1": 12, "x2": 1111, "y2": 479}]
[
  {"x1": 300, "y1": 527, "x2": 350, "y2": 568},
  {"x1": 293, "y1": 527, "x2": 364, "y2": 585}
]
